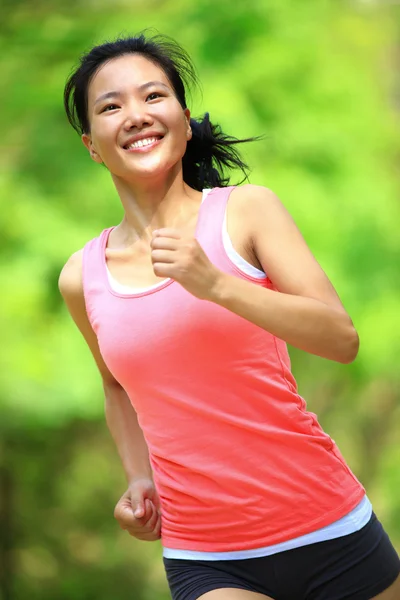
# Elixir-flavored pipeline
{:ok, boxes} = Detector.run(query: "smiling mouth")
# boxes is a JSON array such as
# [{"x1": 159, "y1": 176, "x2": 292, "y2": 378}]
[{"x1": 123, "y1": 136, "x2": 163, "y2": 150}]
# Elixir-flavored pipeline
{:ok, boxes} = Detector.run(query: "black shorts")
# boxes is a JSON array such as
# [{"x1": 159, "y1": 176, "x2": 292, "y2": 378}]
[{"x1": 163, "y1": 511, "x2": 400, "y2": 600}]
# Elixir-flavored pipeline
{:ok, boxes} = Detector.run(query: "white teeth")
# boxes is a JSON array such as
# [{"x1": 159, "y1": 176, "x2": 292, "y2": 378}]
[{"x1": 126, "y1": 137, "x2": 159, "y2": 149}]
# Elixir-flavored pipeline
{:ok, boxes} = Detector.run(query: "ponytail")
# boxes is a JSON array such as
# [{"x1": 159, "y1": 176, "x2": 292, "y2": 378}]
[{"x1": 183, "y1": 113, "x2": 263, "y2": 191}]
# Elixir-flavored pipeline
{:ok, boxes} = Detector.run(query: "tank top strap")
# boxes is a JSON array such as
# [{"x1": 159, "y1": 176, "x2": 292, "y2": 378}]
[
  {"x1": 196, "y1": 186, "x2": 236, "y2": 250},
  {"x1": 82, "y1": 227, "x2": 112, "y2": 331}
]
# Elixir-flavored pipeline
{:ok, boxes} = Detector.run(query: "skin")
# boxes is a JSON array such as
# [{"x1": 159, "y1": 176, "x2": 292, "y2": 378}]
[
  {"x1": 82, "y1": 53, "x2": 199, "y2": 252},
  {"x1": 59, "y1": 52, "x2": 399, "y2": 599}
]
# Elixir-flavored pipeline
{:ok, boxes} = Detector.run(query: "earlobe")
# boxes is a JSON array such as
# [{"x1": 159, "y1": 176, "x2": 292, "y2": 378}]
[
  {"x1": 81, "y1": 133, "x2": 103, "y2": 164},
  {"x1": 184, "y1": 108, "x2": 192, "y2": 140},
  {"x1": 184, "y1": 108, "x2": 193, "y2": 141}
]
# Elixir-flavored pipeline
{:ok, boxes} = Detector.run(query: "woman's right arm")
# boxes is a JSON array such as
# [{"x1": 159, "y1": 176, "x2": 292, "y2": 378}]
[{"x1": 58, "y1": 250, "x2": 161, "y2": 541}]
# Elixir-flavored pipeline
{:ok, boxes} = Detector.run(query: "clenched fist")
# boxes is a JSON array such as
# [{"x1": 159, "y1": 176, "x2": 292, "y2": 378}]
[
  {"x1": 114, "y1": 478, "x2": 161, "y2": 542},
  {"x1": 150, "y1": 228, "x2": 224, "y2": 300}
]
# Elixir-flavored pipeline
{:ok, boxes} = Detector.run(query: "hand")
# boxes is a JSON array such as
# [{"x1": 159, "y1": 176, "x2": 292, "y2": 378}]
[
  {"x1": 114, "y1": 478, "x2": 161, "y2": 542},
  {"x1": 150, "y1": 228, "x2": 223, "y2": 300}
]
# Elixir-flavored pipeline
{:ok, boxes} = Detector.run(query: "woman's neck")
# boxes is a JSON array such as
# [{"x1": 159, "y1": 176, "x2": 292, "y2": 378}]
[{"x1": 110, "y1": 172, "x2": 202, "y2": 245}]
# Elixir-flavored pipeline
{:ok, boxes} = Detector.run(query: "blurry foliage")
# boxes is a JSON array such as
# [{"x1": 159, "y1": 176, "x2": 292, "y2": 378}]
[{"x1": 1, "y1": 0, "x2": 400, "y2": 598}]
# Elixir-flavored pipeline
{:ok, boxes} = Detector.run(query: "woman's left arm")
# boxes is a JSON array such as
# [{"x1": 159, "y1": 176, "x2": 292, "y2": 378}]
[
  {"x1": 151, "y1": 185, "x2": 359, "y2": 363},
  {"x1": 210, "y1": 185, "x2": 359, "y2": 364}
]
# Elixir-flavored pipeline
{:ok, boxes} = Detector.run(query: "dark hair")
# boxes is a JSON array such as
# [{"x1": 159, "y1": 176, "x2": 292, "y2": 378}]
[{"x1": 64, "y1": 32, "x2": 262, "y2": 190}]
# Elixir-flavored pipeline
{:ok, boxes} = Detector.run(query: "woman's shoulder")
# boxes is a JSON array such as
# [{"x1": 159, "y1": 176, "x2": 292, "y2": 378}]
[
  {"x1": 232, "y1": 183, "x2": 277, "y2": 203},
  {"x1": 227, "y1": 183, "x2": 280, "y2": 226},
  {"x1": 58, "y1": 227, "x2": 108, "y2": 298},
  {"x1": 58, "y1": 248, "x2": 84, "y2": 300}
]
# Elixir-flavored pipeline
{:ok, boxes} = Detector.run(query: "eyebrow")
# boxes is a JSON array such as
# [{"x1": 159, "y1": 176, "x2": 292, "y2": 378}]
[{"x1": 94, "y1": 81, "x2": 171, "y2": 105}]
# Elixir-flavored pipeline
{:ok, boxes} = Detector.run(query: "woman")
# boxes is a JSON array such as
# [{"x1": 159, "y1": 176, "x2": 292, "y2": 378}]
[{"x1": 60, "y1": 33, "x2": 400, "y2": 600}]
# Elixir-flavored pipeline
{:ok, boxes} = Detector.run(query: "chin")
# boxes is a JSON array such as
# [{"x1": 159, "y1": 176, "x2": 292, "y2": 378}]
[{"x1": 130, "y1": 158, "x2": 182, "y2": 179}]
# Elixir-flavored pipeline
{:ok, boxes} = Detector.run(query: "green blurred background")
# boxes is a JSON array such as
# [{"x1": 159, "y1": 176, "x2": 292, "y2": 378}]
[{"x1": 1, "y1": 0, "x2": 399, "y2": 598}]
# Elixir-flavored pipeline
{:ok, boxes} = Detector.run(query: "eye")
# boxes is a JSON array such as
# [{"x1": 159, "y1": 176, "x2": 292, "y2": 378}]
[
  {"x1": 146, "y1": 92, "x2": 163, "y2": 101},
  {"x1": 102, "y1": 104, "x2": 119, "y2": 112}
]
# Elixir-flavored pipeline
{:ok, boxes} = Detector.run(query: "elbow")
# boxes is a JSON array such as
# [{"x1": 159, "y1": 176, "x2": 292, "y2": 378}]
[{"x1": 337, "y1": 326, "x2": 360, "y2": 364}]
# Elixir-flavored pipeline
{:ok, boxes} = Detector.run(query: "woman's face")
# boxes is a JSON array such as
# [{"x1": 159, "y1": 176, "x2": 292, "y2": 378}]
[{"x1": 82, "y1": 54, "x2": 192, "y2": 180}]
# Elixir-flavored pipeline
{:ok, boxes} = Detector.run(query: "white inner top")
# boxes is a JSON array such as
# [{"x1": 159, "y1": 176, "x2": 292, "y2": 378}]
[
  {"x1": 163, "y1": 494, "x2": 372, "y2": 560},
  {"x1": 106, "y1": 188, "x2": 267, "y2": 294}
]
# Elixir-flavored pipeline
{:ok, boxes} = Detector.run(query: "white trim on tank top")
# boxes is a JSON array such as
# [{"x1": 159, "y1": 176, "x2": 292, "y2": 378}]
[
  {"x1": 105, "y1": 188, "x2": 266, "y2": 294},
  {"x1": 163, "y1": 495, "x2": 373, "y2": 561}
]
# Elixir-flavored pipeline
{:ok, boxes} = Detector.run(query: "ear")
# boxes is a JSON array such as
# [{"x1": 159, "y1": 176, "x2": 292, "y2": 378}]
[
  {"x1": 81, "y1": 133, "x2": 103, "y2": 164},
  {"x1": 184, "y1": 108, "x2": 192, "y2": 141}
]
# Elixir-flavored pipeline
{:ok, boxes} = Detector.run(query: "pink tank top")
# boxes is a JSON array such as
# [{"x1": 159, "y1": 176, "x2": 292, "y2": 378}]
[{"x1": 82, "y1": 186, "x2": 365, "y2": 552}]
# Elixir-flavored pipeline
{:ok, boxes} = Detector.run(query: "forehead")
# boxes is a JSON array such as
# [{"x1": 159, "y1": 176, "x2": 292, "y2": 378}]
[{"x1": 88, "y1": 54, "x2": 171, "y2": 103}]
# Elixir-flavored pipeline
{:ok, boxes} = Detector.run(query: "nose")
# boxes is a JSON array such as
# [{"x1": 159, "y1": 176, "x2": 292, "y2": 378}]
[{"x1": 123, "y1": 101, "x2": 153, "y2": 131}]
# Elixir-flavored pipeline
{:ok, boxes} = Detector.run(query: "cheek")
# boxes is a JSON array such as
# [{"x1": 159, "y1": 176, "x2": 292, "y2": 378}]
[
  {"x1": 170, "y1": 114, "x2": 190, "y2": 148},
  {"x1": 95, "y1": 123, "x2": 116, "y2": 146},
  {"x1": 162, "y1": 103, "x2": 188, "y2": 133},
  {"x1": 91, "y1": 114, "x2": 119, "y2": 141}
]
